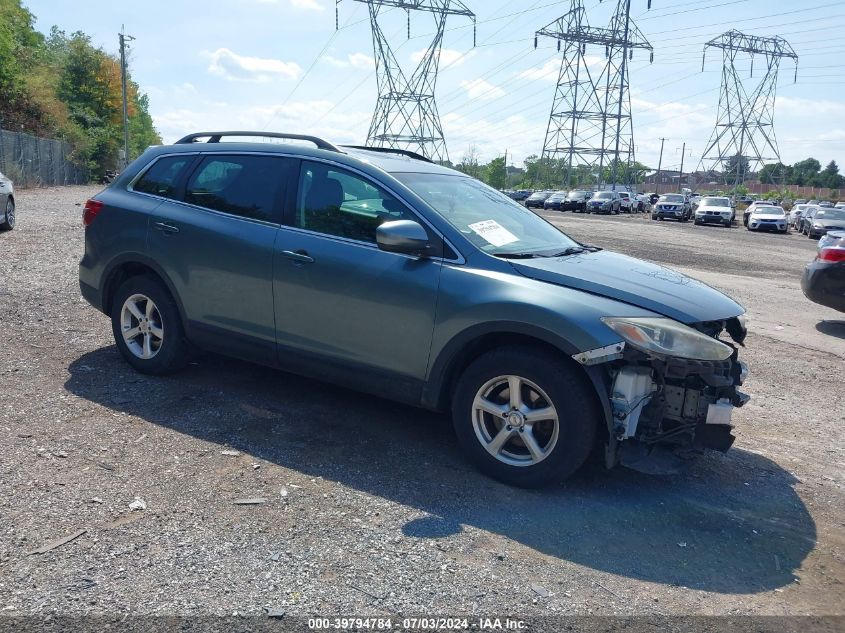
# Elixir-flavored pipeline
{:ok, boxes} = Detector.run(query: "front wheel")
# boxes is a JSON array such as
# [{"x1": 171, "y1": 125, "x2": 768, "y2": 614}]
[
  {"x1": 0, "y1": 197, "x2": 14, "y2": 230},
  {"x1": 111, "y1": 276, "x2": 189, "y2": 375},
  {"x1": 451, "y1": 348, "x2": 599, "y2": 487}
]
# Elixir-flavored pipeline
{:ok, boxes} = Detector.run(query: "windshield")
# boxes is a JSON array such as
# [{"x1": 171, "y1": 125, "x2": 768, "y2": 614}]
[
  {"x1": 817, "y1": 209, "x2": 845, "y2": 220},
  {"x1": 567, "y1": 191, "x2": 588, "y2": 199},
  {"x1": 700, "y1": 197, "x2": 730, "y2": 207},
  {"x1": 395, "y1": 173, "x2": 580, "y2": 256},
  {"x1": 595, "y1": 192, "x2": 613, "y2": 199},
  {"x1": 755, "y1": 207, "x2": 785, "y2": 216},
  {"x1": 659, "y1": 194, "x2": 685, "y2": 203}
]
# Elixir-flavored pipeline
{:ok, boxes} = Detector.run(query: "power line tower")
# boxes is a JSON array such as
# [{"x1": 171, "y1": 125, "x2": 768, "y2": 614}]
[
  {"x1": 698, "y1": 30, "x2": 798, "y2": 189},
  {"x1": 536, "y1": 0, "x2": 652, "y2": 190},
  {"x1": 340, "y1": 1, "x2": 475, "y2": 163}
]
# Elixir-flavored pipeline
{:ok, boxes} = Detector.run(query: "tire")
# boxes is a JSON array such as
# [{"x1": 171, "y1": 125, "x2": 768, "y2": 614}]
[
  {"x1": 0, "y1": 197, "x2": 14, "y2": 231},
  {"x1": 110, "y1": 276, "x2": 189, "y2": 375},
  {"x1": 694, "y1": 219, "x2": 701, "y2": 225},
  {"x1": 451, "y1": 347, "x2": 599, "y2": 487},
  {"x1": 724, "y1": 220, "x2": 731, "y2": 228}
]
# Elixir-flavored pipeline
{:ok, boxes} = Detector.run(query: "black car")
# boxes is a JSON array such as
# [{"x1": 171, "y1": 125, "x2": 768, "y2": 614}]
[
  {"x1": 525, "y1": 190, "x2": 553, "y2": 208},
  {"x1": 543, "y1": 191, "x2": 569, "y2": 211},
  {"x1": 801, "y1": 231, "x2": 845, "y2": 312},
  {"x1": 806, "y1": 208, "x2": 845, "y2": 239},
  {"x1": 561, "y1": 190, "x2": 592, "y2": 212},
  {"x1": 652, "y1": 194, "x2": 691, "y2": 222},
  {"x1": 587, "y1": 191, "x2": 621, "y2": 214}
]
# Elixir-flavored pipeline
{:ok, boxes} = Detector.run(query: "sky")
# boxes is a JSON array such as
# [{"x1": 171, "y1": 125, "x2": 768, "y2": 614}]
[{"x1": 23, "y1": 0, "x2": 845, "y2": 175}]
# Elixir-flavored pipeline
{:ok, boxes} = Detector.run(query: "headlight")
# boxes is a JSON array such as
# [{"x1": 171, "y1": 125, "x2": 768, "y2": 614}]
[
  {"x1": 600, "y1": 316, "x2": 734, "y2": 361},
  {"x1": 814, "y1": 223, "x2": 824, "y2": 228}
]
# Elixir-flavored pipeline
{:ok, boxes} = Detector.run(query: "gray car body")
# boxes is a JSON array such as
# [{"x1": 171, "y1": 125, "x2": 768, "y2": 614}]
[
  {"x1": 79, "y1": 141, "x2": 744, "y2": 427},
  {"x1": 0, "y1": 171, "x2": 14, "y2": 227}
]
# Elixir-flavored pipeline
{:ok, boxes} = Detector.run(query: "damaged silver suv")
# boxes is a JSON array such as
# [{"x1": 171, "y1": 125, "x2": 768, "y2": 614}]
[{"x1": 79, "y1": 132, "x2": 750, "y2": 487}]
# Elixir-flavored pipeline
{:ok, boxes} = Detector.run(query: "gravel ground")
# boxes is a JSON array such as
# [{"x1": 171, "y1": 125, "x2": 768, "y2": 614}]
[{"x1": 0, "y1": 186, "x2": 843, "y2": 619}]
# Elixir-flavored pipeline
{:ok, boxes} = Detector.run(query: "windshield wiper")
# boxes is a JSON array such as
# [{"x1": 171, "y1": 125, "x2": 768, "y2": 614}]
[
  {"x1": 492, "y1": 252, "x2": 540, "y2": 259},
  {"x1": 547, "y1": 246, "x2": 589, "y2": 257}
]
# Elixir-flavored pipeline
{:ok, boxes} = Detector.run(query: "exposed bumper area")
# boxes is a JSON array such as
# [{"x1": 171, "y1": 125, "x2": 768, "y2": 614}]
[{"x1": 585, "y1": 319, "x2": 750, "y2": 473}]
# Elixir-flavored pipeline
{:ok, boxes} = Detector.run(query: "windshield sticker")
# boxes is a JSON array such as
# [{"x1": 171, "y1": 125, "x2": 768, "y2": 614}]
[{"x1": 468, "y1": 220, "x2": 519, "y2": 247}]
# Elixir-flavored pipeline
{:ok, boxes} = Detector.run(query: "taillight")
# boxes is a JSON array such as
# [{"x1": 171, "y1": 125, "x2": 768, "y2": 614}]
[
  {"x1": 818, "y1": 247, "x2": 845, "y2": 263},
  {"x1": 83, "y1": 199, "x2": 104, "y2": 227}
]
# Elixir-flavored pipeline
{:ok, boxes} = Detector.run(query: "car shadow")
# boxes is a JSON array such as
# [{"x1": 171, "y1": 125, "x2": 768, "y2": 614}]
[
  {"x1": 64, "y1": 346, "x2": 816, "y2": 595},
  {"x1": 815, "y1": 320, "x2": 845, "y2": 339}
]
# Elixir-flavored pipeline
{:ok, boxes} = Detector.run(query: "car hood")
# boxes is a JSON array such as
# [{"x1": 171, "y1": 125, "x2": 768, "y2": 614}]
[
  {"x1": 510, "y1": 250, "x2": 743, "y2": 324},
  {"x1": 816, "y1": 219, "x2": 845, "y2": 228},
  {"x1": 696, "y1": 205, "x2": 731, "y2": 213},
  {"x1": 751, "y1": 212, "x2": 786, "y2": 220}
]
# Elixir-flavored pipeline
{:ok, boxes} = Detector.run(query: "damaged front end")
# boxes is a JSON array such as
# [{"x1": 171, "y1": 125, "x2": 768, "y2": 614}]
[{"x1": 574, "y1": 316, "x2": 750, "y2": 475}]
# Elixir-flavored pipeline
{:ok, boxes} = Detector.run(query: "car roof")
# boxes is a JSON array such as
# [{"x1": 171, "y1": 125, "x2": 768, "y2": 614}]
[{"x1": 141, "y1": 137, "x2": 460, "y2": 177}]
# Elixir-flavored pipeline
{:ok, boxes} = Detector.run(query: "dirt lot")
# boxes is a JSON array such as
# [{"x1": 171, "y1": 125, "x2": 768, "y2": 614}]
[{"x1": 0, "y1": 186, "x2": 843, "y2": 619}]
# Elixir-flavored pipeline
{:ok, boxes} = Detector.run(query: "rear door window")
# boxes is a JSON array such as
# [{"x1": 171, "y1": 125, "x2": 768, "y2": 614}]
[
  {"x1": 184, "y1": 155, "x2": 286, "y2": 222},
  {"x1": 133, "y1": 155, "x2": 193, "y2": 199}
]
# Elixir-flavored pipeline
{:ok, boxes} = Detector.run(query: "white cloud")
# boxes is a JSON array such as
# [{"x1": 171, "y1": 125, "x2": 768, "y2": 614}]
[
  {"x1": 460, "y1": 79, "x2": 506, "y2": 101},
  {"x1": 322, "y1": 52, "x2": 375, "y2": 70},
  {"x1": 411, "y1": 48, "x2": 469, "y2": 68},
  {"x1": 518, "y1": 55, "x2": 604, "y2": 82},
  {"x1": 290, "y1": 0, "x2": 324, "y2": 10},
  {"x1": 255, "y1": 0, "x2": 324, "y2": 9},
  {"x1": 205, "y1": 48, "x2": 302, "y2": 82},
  {"x1": 777, "y1": 97, "x2": 845, "y2": 118}
]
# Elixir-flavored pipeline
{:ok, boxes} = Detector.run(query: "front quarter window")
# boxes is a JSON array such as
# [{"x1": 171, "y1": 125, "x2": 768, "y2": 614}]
[{"x1": 395, "y1": 173, "x2": 579, "y2": 256}]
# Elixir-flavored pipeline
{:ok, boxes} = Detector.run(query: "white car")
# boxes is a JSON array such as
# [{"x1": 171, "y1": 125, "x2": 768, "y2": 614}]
[
  {"x1": 694, "y1": 196, "x2": 734, "y2": 227},
  {"x1": 618, "y1": 191, "x2": 634, "y2": 213},
  {"x1": 747, "y1": 205, "x2": 788, "y2": 233},
  {"x1": 0, "y1": 171, "x2": 15, "y2": 231}
]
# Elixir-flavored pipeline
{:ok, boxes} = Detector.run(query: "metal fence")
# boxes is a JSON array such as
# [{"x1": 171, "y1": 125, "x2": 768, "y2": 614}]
[{"x1": 0, "y1": 128, "x2": 88, "y2": 187}]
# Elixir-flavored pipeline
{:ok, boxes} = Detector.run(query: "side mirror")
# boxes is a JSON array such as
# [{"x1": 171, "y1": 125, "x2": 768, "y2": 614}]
[{"x1": 376, "y1": 220, "x2": 430, "y2": 256}]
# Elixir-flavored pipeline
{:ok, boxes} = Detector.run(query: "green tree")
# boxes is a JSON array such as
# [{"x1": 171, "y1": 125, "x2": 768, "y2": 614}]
[
  {"x1": 820, "y1": 160, "x2": 843, "y2": 189},
  {"x1": 723, "y1": 154, "x2": 751, "y2": 183},
  {"x1": 483, "y1": 156, "x2": 507, "y2": 190},
  {"x1": 791, "y1": 157, "x2": 822, "y2": 186},
  {"x1": 758, "y1": 161, "x2": 792, "y2": 184},
  {"x1": 0, "y1": 5, "x2": 161, "y2": 180}
]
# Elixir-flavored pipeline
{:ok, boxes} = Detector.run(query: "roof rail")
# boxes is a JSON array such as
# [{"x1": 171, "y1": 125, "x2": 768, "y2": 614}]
[
  {"x1": 175, "y1": 131, "x2": 340, "y2": 152},
  {"x1": 342, "y1": 145, "x2": 434, "y2": 164}
]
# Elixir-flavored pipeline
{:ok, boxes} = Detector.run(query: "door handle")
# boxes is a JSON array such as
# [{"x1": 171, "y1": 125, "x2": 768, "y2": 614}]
[
  {"x1": 280, "y1": 250, "x2": 315, "y2": 264},
  {"x1": 153, "y1": 221, "x2": 179, "y2": 234}
]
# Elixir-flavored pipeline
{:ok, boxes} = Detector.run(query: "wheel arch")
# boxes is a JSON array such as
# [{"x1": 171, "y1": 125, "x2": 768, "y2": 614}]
[
  {"x1": 102, "y1": 255, "x2": 188, "y2": 330},
  {"x1": 422, "y1": 323, "x2": 612, "y2": 434}
]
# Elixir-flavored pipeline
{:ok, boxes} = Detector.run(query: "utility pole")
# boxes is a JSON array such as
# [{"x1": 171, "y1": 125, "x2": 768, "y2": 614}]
[
  {"x1": 119, "y1": 27, "x2": 135, "y2": 170},
  {"x1": 655, "y1": 137, "x2": 665, "y2": 194},
  {"x1": 503, "y1": 149, "x2": 508, "y2": 190},
  {"x1": 677, "y1": 142, "x2": 689, "y2": 193}
]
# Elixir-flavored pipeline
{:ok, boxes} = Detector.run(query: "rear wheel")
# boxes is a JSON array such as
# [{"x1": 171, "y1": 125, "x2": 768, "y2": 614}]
[
  {"x1": 111, "y1": 276, "x2": 189, "y2": 375},
  {"x1": 451, "y1": 348, "x2": 599, "y2": 487},
  {"x1": 0, "y1": 197, "x2": 14, "y2": 230}
]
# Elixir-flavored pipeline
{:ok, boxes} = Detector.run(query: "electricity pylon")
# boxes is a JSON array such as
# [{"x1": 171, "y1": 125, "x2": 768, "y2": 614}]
[
  {"x1": 536, "y1": 0, "x2": 652, "y2": 189},
  {"x1": 698, "y1": 30, "x2": 798, "y2": 188},
  {"x1": 339, "y1": 1, "x2": 475, "y2": 162}
]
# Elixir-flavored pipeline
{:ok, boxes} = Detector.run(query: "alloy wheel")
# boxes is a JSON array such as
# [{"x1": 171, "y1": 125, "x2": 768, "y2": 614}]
[
  {"x1": 472, "y1": 375, "x2": 560, "y2": 467},
  {"x1": 120, "y1": 293, "x2": 164, "y2": 359},
  {"x1": 4, "y1": 199, "x2": 14, "y2": 228}
]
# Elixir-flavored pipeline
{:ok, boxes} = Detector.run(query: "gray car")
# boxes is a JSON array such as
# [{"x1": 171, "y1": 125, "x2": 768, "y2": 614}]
[
  {"x1": 79, "y1": 132, "x2": 749, "y2": 487},
  {"x1": 0, "y1": 171, "x2": 15, "y2": 230}
]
